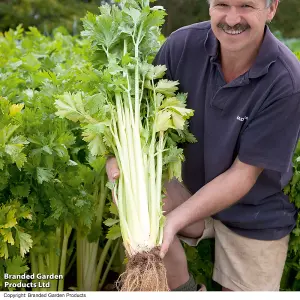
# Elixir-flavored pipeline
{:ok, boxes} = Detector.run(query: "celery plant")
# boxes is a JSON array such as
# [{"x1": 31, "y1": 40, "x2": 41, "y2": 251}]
[{"x1": 55, "y1": 0, "x2": 195, "y2": 262}]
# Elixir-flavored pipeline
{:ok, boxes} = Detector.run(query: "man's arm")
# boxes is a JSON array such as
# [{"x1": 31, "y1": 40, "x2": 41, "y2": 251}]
[{"x1": 167, "y1": 157, "x2": 263, "y2": 234}]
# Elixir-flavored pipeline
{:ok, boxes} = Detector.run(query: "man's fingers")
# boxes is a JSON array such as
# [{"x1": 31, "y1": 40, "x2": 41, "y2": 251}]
[
  {"x1": 106, "y1": 157, "x2": 120, "y2": 205},
  {"x1": 106, "y1": 156, "x2": 120, "y2": 181},
  {"x1": 159, "y1": 242, "x2": 169, "y2": 259},
  {"x1": 159, "y1": 236, "x2": 172, "y2": 259}
]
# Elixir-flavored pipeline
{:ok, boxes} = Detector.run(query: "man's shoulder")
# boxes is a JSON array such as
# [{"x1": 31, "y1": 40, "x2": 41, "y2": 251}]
[
  {"x1": 259, "y1": 36, "x2": 300, "y2": 100},
  {"x1": 276, "y1": 42, "x2": 300, "y2": 94},
  {"x1": 156, "y1": 21, "x2": 211, "y2": 77}
]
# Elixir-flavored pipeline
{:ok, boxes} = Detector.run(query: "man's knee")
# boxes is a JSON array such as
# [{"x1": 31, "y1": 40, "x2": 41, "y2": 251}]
[
  {"x1": 163, "y1": 179, "x2": 192, "y2": 214},
  {"x1": 163, "y1": 179, "x2": 205, "y2": 239},
  {"x1": 178, "y1": 221, "x2": 205, "y2": 239}
]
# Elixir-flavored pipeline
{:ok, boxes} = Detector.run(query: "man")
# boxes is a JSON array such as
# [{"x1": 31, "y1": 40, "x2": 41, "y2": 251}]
[{"x1": 107, "y1": 0, "x2": 300, "y2": 291}]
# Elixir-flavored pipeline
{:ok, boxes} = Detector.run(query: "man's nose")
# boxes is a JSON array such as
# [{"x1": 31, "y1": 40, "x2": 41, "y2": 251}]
[{"x1": 225, "y1": 7, "x2": 242, "y2": 27}]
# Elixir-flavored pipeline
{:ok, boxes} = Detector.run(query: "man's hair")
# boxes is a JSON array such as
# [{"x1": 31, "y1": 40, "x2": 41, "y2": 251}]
[
  {"x1": 207, "y1": 0, "x2": 279, "y2": 7},
  {"x1": 265, "y1": 0, "x2": 277, "y2": 6}
]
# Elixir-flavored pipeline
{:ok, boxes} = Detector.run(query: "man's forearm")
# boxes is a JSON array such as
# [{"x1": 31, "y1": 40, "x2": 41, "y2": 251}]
[{"x1": 168, "y1": 158, "x2": 263, "y2": 233}]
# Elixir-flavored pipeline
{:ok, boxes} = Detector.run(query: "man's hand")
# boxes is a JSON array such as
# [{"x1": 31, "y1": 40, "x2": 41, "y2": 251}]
[
  {"x1": 106, "y1": 156, "x2": 120, "y2": 203},
  {"x1": 160, "y1": 157, "x2": 263, "y2": 258},
  {"x1": 159, "y1": 215, "x2": 178, "y2": 259},
  {"x1": 106, "y1": 156, "x2": 120, "y2": 182}
]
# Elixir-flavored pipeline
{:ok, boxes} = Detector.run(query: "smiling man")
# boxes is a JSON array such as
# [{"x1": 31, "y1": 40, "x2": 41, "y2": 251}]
[
  {"x1": 106, "y1": 0, "x2": 300, "y2": 292},
  {"x1": 152, "y1": 0, "x2": 300, "y2": 291}
]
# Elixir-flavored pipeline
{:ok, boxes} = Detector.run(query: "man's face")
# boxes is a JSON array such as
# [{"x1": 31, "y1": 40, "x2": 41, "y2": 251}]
[{"x1": 209, "y1": 0, "x2": 278, "y2": 53}]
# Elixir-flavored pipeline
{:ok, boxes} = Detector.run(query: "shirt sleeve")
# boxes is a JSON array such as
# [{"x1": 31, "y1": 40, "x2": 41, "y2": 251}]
[{"x1": 238, "y1": 92, "x2": 300, "y2": 173}]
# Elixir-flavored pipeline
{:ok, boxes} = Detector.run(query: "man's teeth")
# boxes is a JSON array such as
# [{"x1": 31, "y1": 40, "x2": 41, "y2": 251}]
[{"x1": 223, "y1": 28, "x2": 246, "y2": 35}]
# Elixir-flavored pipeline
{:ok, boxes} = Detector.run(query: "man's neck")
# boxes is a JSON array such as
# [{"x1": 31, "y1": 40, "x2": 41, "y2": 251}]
[{"x1": 220, "y1": 45, "x2": 260, "y2": 83}]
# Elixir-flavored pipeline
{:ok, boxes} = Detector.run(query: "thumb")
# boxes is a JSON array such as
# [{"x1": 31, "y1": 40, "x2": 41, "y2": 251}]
[
  {"x1": 106, "y1": 156, "x2": 120, "y2": 182},
  {"x1": 159, "y1": 235, "x2": 172, "y2": 259}
]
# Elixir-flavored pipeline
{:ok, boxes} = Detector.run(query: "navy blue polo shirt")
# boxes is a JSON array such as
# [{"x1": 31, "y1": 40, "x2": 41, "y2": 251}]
[{"x1": 154, "y1": 21, "x2": 300, "y2": 240}]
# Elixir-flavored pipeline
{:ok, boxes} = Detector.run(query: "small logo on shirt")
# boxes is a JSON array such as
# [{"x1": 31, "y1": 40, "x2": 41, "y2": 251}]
[{"x1": 237, "y1": 116, "x2": 248, "y2": 122}]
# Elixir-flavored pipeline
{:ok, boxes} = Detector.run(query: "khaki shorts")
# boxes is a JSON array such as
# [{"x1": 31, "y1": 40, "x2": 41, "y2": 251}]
[{"x1": 179, "y1": 218, "x2": 290, "y2": 291}]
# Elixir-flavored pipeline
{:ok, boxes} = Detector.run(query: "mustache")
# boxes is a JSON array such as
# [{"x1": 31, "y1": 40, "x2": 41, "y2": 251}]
[{"x1": 217, "y1": 23, "x2": 250, "y2": 31}]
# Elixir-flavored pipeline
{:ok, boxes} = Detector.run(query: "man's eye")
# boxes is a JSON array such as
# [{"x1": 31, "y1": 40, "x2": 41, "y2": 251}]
[
  {"x1": 241, "y1": 4, "x2": 253, "y2": 8},
  {"x1": 216, "y1": 3, "x2": 229, "y2": 7}
]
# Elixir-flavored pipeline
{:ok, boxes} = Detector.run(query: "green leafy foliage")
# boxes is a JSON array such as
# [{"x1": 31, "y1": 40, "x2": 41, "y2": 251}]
[
  {"x1": 183, "y1": 240, "x2": 221, "y2": 291},
  {"x1": 281, "y1": 138, "x2": 300, "y2": 291},
  {"x1": 0, "y1": 202, "x2": 32, "y2": 259},
  {"x1": 0, "y1": 256, "x2": 29, "y2": 291},
  {"x1": 0, "y1": 23, "x2": 120, "y2": 291},
  {"x1": 0, "y1": 0, "x2": 106, "y2": 36}
]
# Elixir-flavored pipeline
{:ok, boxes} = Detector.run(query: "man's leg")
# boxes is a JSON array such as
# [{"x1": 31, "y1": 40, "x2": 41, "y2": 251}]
[
  {"x1": 213, "y1": 220, "x2": 290, "y2": 291},
  {"x1": 163, "y1": 179, "x2": 205, "y2": 290},
  {"x1": 163, "y1": 236, "x2": 190, "y2": 290},
  {"x1": 163, "y1": 224, "x2": 206, "y2": 290}
]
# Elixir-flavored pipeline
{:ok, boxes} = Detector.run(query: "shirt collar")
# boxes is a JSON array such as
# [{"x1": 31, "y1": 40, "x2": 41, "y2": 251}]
[{"x1": 204, "y1": 24, "x2": 280, "y2": 79}]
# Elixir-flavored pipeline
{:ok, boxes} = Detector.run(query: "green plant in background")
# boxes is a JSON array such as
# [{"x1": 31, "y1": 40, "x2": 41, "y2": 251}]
[
  {"x1": 0, "y1": 99, "x2": 32, "y2": 291},
  {"x1": 0, "y1": 25, "x2": 121, "y2": 291},
  {"x1": 75, "y1": 157, "x2": 121, "y2": 291},
  {"x1": 282, "y1": 88, "x2": 300, "y2": 291},
  {"x1": 273, "y1": 31, "x2": 300, "y2": 52},
  {"x1": 183, "y1": 240, "x2": 221, "y2": 291},
  {"x1": 0, "y1": 0, "x2": 99, "y2": 35}
]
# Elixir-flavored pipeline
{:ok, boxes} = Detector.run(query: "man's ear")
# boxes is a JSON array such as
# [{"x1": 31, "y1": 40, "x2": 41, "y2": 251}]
[{"x1": 267, "y1": 0, "x2": 279, "y2": 23}]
